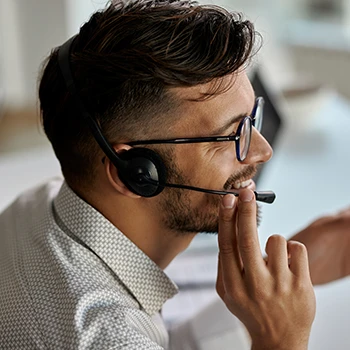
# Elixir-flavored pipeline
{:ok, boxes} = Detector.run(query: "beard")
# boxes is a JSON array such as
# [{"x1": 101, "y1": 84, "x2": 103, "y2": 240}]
[{"x1": 156, "y1": 150, "x2": 262, "y2": 235}]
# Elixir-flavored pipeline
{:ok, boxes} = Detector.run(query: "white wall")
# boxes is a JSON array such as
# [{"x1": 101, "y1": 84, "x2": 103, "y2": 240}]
[
  {"x1": 0, "y1": 0, "x2": 95, "y2": 109},
  {"x1": 0, "y1": 0, "x2": 349, "y2": 109},
  {"x1": 64, "y1": 0, "x2": 102, "y2": 37},
  {"x1": 0, "y1": 0, "x2": 26, "y2": 107}
]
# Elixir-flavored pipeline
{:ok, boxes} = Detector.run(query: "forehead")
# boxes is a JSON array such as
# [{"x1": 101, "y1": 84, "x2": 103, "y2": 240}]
[{"x1": 169, "y1": 72, "x2": 255, "y2": 137}]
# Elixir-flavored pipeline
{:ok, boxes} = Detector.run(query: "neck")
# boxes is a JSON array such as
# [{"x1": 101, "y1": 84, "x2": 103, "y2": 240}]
[{"x1": 78, "y1": 186, "x2": 196, "y2": 270}]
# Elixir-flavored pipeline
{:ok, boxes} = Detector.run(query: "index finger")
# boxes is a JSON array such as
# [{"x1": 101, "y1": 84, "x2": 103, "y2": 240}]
[
  {"x1": 237, "y1": 189, "x2": 266, "y2": 276},
  {"x1": 218, "y1": 194, "x2": 243, "y2": 285}
]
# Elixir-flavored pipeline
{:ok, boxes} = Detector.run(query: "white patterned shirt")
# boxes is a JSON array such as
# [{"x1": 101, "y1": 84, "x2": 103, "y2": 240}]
[{"x1": 0, "y1": 179, "x2": 178, "y2": 349}]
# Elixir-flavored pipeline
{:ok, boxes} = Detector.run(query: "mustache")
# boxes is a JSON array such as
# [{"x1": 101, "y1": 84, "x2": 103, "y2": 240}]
[{"x1": 223, "y1": 165, "x2": 259, "y2": 190}]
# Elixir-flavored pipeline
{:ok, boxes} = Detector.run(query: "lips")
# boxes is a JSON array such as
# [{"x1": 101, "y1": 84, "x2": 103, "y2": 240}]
[
  {"x1": 227, "y1": 179, "x2": 256, "y2": 194},
  {"x1": 223, "y1": 166, "x2": 258, "y2": 194}
]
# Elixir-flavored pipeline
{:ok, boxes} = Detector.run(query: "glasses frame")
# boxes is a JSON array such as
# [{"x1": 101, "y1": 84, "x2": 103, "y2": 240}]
[{"x1": 127, "y1": 96, "x2": 264, "y2": 162}]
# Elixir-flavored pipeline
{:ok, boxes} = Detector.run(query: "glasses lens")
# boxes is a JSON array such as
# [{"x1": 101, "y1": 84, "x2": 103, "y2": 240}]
[
  {"x1": 239, "y1": 118, "x2": 252, "y2": 161},
  {"x1": 253, "y1": 98, "x2": 264, "y2": 132}
]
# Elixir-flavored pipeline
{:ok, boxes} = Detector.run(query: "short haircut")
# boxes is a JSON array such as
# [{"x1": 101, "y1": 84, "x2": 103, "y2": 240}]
[{"x1": 38, "y1": 0, "x2": 259, "y2": 188}]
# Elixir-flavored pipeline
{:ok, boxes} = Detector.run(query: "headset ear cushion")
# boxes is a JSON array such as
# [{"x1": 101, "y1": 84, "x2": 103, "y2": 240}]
[{"x1": 118, "y1": 147, "x2": 167, "y2": 197}]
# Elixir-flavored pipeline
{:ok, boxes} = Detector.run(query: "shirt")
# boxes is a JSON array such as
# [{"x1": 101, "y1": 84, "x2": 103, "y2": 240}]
[{"x1": 0, "y1": 178, "x2": 178, "y2": 349}]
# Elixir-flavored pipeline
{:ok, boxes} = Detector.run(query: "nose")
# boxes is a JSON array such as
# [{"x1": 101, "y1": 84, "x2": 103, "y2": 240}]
[{"x1": 242, "y1": 128, "x2": 273, "y2": 165}]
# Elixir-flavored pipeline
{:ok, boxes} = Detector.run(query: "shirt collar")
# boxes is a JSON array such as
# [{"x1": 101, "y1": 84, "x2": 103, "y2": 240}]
[{"x1": 53, "y1": 181, "x2": 178, "y2": 315}]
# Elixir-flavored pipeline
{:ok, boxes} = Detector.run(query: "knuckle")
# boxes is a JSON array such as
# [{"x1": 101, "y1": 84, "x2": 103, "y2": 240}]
[
  {"x1": 288, "y1": 240, "x2": 307, "y2": 254},
  {"x1": 266, "y1": 235, "x2": 287, "y2": 256},
  {"x1": 239, "y1": 236, "x2": 255, "y2": 253},
  {"x1": 294, "y1": 276, "x2": 312, "y2": 292},
  {"x1": 216, "y1": 283, "x2": 246, "y2": 308},
  {"x1": 249, "y1": 285, "x2": 269, "y2": 301},
  {"x1": 218, "y1": 242, "x2": 234, "y2": 256},
  {"x1": 267, "y1": 234, "x2": 286, "y2": 247},
  {"x1": 220, "y1": 211, "x2": 233, "y2": 223},
  {"x1": 271, "y1": 234, "x2": 286, "y2": 243},
  {"x1": 238, "y1": 203, "x2": 254, "y2": 217},
  {"x1": 275, "y1": 280, "x2": 291, "y2": 296},
  {"x1": 225, "y1": 287, "x2": 246, "y2": 305}
]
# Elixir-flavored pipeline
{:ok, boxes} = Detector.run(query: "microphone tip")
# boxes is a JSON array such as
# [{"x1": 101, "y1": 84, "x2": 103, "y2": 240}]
[{"x1": 254, "y1": 191, "x2": 276, "y2": 204}]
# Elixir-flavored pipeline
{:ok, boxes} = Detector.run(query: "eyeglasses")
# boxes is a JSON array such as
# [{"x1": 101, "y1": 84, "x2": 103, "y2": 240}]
[{"x1": 127, "y1": 96, "x2": 264, "y2": 162}]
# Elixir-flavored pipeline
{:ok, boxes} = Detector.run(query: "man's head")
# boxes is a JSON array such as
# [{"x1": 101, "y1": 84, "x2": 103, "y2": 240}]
[{"x1": 39, "y1": 0, "x2": 272, "y2": 236}]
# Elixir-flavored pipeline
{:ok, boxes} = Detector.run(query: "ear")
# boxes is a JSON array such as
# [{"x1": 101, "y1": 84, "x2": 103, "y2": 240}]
[{"x1": 103, "y1": 144, "x2": 142, "y2": 199}]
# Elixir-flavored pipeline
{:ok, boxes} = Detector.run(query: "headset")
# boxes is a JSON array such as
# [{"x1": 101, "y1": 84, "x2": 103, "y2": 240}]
[{"x1": 57, "y1": 35, "x2": 275, "y2": 203}]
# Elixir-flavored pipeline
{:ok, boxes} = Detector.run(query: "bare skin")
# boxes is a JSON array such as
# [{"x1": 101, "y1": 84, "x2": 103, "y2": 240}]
[
  {"x1": 217, "y1": 190, "x2": 316, "y2": 350},
  {"x1": 290, "y1": 207, "x2": 350, "y2": 285}
]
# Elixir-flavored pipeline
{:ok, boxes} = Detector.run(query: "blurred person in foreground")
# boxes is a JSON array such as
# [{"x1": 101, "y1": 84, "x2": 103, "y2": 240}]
[{"x1": 0, "y1": 0, "x2": 349, "y2": 349}]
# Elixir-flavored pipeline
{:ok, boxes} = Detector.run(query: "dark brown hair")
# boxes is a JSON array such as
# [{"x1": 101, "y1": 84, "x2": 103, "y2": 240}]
[{"x1": 39, "y1": 0, "x2": 259, "y2": 188}]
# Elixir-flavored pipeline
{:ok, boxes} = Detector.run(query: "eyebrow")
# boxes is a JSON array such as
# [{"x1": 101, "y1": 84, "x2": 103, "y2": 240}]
[{"x1": 212, "y1": 94, "x2": 257, "y2": 135}]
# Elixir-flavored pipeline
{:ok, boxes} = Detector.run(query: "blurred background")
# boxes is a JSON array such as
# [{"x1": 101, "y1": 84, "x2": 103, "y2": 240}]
[
  {"x1": 0, "y1": 0, "x2": 350, "y2": 151},
  {"x1": 0, "y1": 0, "x2": 349, "y2": 150},
  {"x1": 0, "y1": 1, "x2": 349, "y2": 349}
]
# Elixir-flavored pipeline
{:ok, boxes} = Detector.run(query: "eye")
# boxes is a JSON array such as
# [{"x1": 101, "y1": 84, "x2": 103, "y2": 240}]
[
  {"x1": 227, "y1": 122, "x2": 241, "y2": 138},
  {"x1": 228, "y1": 130, "x2": 236, "y2": 137}
]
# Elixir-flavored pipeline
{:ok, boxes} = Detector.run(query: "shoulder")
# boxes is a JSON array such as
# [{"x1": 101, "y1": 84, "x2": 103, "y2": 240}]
[
  {"x1": 1, "y1": 177, "x2": 63, "y2": 214},
  {"x1": 0, "y1": 177, "x2": 63, "y2": 230}
]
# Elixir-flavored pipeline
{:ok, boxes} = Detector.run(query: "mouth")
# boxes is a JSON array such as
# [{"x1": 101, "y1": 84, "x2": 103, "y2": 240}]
[{"x1": 227, "y1": 178, "x2": 256, "y2": 193}]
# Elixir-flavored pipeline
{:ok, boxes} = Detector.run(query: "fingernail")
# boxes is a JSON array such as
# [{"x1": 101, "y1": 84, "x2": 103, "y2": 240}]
[
  {"x1": 222, "y1": 194, "x2": 236, "y2": 208},
  {"x1": 240, "y1": 190, "x2": 254, "y2": 202}
]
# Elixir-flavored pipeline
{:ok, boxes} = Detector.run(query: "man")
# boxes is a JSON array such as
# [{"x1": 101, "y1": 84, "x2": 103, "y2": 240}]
[{"x1": 0, "y1": 0, "x2": 349, "y2": 349}]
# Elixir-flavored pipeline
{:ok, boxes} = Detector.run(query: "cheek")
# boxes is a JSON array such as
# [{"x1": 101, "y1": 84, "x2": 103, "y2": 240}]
[
  {"x1": 199, "y1": 147, "x2": 239, "y2": 186},
  {"x1": 176, "y1": 145, "x2": 239, "y2": 186},
  {"x1": 211, "y1": 147, "x2": 238, "y2": 177}
]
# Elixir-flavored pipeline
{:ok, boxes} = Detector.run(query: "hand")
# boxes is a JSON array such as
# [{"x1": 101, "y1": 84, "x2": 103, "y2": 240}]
[
  {"x1": 216, "y1": 189, "x2": 316, "y2": 350},
  {"x1": 289, "y1": 207, "x2": 350, "y2": 285}
]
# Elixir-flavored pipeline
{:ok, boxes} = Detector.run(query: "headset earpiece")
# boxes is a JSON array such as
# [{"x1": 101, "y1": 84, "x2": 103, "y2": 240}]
[
  {"x1": 57, "y1": 35, "x2": 169, "y2": 199},
  {"x1": 118, "y1": 148, "x2": 167, "y2": 197}
]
